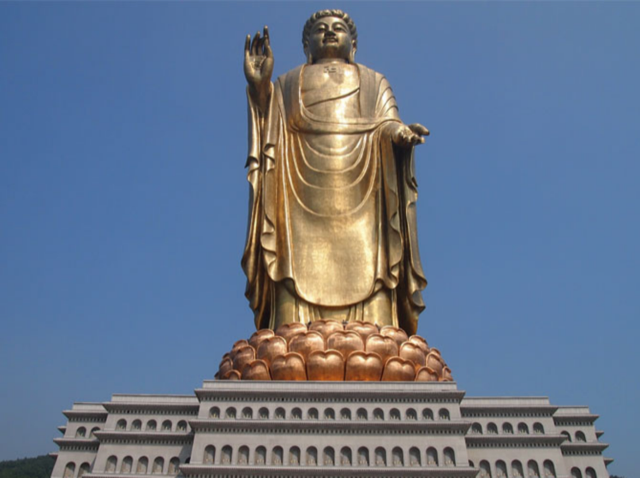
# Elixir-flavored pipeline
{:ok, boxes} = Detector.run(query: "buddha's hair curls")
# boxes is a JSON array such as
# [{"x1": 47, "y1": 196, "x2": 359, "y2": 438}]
[{"x1": 302, "y1": 10, "x2": 358, "y2": 49}]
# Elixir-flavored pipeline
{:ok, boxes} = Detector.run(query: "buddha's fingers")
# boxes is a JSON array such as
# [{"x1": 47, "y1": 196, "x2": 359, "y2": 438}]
[
  {"x1": 244, "y1": 35, "x2": 251, "y2": 58},
  {"x1": 251, "y1": 31, "x2": 261, "y2": 56},
  {"x1": 263, "y1": 27, "x2": 272, "y2": 58},
  {"x1": 409, "y1": 123, "x2": 430, "y2": 137}
]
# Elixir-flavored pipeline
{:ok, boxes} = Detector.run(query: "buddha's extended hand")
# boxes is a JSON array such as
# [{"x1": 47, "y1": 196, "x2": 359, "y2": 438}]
[
  {"x1": 389, "y1": 123, "x2": 430, "y2": 148},
  {"x1": 244, "y1": 27, "x2": 273, "y2": 113}
]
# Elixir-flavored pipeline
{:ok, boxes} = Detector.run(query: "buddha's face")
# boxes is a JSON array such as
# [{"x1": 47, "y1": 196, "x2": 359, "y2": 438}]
[{"x1": 306, "y1": 16, "x2": 355, "y2": 62}]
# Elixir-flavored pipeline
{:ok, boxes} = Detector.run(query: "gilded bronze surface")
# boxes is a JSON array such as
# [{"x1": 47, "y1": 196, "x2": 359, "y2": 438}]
[
  {"x1": 213, "y1": 12, "x2": 452, "y2": 383},
  {"x1": 241, "y1": 10, "x2": 428, "y2": 335},
  {"x1": 214, "y1": 319, "x2": 453, "y2": 382}
]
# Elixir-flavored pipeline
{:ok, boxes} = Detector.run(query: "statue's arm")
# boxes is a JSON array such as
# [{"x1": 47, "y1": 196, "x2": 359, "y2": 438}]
[
  {"x1": 377, "y1": 76, "x2": 429, "y2": 148},
  {"x1": 244, "y1": 27, "x2": 274, "y2": 116},
  {"x1": 387, "y1": 122, "x2": 429, "y2": 147}
]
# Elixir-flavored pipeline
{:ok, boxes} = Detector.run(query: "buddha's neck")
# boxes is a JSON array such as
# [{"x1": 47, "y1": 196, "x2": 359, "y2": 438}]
[{"x1": 314, "y1": 58, "x2": 349, "y2": 65}]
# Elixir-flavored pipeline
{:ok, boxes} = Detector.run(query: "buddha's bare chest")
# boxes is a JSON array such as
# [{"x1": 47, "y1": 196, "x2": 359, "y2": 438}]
[
  {"x1": 301, "y1": 64, "x2": 360, "y2": 118},
  {"x1": 301, "y1": 64, "x2": 358, "y2": 93}
]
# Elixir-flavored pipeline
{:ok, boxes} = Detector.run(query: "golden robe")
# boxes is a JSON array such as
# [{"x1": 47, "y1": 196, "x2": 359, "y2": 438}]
[{"x1": 242, "y1": 63, "x2": 426, "y2": 335}]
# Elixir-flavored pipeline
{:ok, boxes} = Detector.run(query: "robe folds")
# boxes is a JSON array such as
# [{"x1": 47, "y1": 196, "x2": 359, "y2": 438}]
[{"x1": 241, "y1": 63, "x2": 427, "y2": 335}]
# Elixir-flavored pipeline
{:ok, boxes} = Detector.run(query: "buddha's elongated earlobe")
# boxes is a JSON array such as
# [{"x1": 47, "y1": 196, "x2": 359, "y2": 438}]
[
  {"x1": 349, "y1": 40, "x2": 358, "y2": 63},
  {"x1": 304, "y1": 44, "x2": 313, "y2": 64}
]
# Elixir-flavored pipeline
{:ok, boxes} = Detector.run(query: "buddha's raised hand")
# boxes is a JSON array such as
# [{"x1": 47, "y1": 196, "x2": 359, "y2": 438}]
[{"x1": 244, "y1": 26, "x2": 273, "y2": 112}]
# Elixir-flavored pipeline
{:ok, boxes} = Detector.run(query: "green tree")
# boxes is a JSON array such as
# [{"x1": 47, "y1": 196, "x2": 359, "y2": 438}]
[{"x1": 0, "y1": 455, "x2": 55, "y2": 478}]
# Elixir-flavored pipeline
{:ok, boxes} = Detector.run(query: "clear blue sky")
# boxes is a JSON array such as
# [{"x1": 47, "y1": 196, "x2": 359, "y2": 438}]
[{"x1": 0, "y1": 3, "x2": 637, "y2": 477}]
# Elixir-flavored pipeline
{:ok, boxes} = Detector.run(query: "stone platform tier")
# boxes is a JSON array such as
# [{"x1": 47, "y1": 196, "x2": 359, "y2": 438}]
[
  {"x1": 215, "y1": 320, "x2": 454, "y2": 382},
  {"x1": 183, "y1": 380, "x2": 475, "y2": 477},
  {"x1": 50, "y1": 381, "x2": 612, "y2": 478}
]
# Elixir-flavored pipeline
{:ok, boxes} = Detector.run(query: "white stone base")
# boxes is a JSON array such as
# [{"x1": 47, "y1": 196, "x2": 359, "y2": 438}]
[{"x1": 50, "y1": 381, "x2": 611, "y2": 478}]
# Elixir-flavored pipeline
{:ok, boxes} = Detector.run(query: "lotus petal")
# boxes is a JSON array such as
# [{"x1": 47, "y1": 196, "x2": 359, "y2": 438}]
[
  {"x1": 229, "y1": 339, "x2": 250, "y2": 360},
  {"x1": 442, "y1": 366, "x2": 454, "y2": 382},
  {"x1": 365, "y1": 334, "x2": 399, "y2": 364},
  {"x1": 429, "y1": 347, "x2": 441, "y2": 357},
  {"x1": 309, "y1": 319, "x2": 344, "y2": 339},
  {"x1": 407, "y1": 335, "x2": 430, "y2": 355},
  {"x1": 271, "y1": 352, "x2": 307, "y2": 381},
  {"x1": 426, "y1": 352, "x2": 444, "y2": 376},
  {"x1": 379, "y1": 326, "x2": 409, "y2": 348},
  {"x1": 232, "y1": 345, "x2": 256, "y2": 373},
  {"x1": 345, "y1": 351, "x2": 383, "y2": 381},
  {"x1": 399, "y1": 342, "x2": 426, "y2": 369},
  {"x1": 223, "y1": 370, "x2": 242, "y2": 380},
  {"x1": 326, "y1": 330, "x2": 364, "y2": 358},
  {"x1": 249, "y1": 329, "x2": 275, "y2": 349},
  {"x1": 345, "y1": 321, "x2": 379, "y2": 342},
  {"x1": 241, "y1": 360, "x2": 272, "y2": 380},
  {"x1": 415, "y1": 366, "x2": 439, "y2": 382},
  {"x1": 307, "y1": 350, "x2": 345, "y2": 381},
  {"x1": 257, "y1": 336, "x2": 288, "y2": 367},
  {"x1": 382, "y1": 357, "x2": 416, "y2": 381},
  {"x1": 218, "y1": 357, "x2": 233, "y2": 377},
  {"x1": 275, "y1": 322, "x2": 308, "y2": 344},
  {"x1": 289, "y1": 331, "x2": 325, "y2": 361}
]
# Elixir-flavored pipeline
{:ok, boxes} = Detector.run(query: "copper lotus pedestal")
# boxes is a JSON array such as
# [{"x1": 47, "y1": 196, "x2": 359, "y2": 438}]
[{"x1": 215, "y1": 319, "x2": 453, "y2": 383}]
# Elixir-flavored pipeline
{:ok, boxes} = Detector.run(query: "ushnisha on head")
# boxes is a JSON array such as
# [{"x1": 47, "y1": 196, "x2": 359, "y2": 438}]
[{"x1": 302, "y1": 9, "x2": 358, "y2": 64}]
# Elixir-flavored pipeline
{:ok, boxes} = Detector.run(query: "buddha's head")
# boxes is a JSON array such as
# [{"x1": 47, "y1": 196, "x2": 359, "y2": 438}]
[{"x1": 302, "y1": 10, "x2": 358, "y2": 64}]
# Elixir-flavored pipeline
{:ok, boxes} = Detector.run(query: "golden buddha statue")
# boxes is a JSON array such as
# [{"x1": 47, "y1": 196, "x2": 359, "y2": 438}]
[{"x1": 241, "y1": 10, "x2": 429, "y2": 336}]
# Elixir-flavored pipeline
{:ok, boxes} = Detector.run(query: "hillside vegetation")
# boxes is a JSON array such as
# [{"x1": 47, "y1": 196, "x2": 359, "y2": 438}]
[{"x1": 0, "y1": 456, "x2": 54, "y2": 478}]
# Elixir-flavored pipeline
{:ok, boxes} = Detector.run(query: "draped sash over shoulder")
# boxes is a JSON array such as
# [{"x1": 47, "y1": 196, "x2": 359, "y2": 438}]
[{"x1": 242, "y1": 63, "x2": 426, "y2": 335}]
